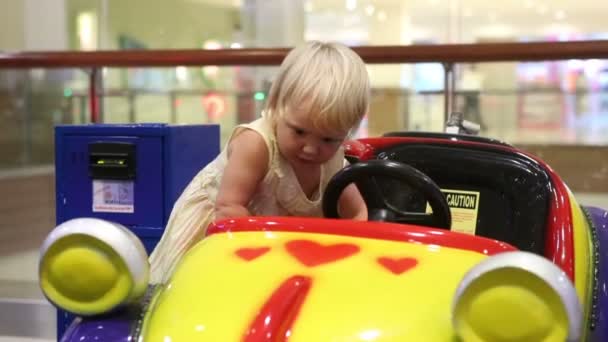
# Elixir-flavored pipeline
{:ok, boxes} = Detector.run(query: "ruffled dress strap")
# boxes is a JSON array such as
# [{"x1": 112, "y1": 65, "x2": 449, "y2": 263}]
[{"x1": 236, "y1": 113, "x2": 287, "y2": 179}]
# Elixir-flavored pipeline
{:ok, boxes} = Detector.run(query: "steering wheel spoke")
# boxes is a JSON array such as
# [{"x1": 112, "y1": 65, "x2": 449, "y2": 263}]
[
  {"x1": 323, "y1": 160, "x2": 451, "y2": 229},
  {"x1": 354, "y1": 176, "x2": 386, "y2": 210},
  {"x1": 393, "y1": 212, "x2": 439, "y2": 226}
]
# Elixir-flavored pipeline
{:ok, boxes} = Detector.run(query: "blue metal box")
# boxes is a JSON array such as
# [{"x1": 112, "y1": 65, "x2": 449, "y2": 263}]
[{"x1": 54, "y1": 123, "x2": 220, "y2": 339}]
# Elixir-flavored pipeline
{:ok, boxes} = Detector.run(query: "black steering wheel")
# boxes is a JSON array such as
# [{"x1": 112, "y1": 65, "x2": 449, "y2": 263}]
[{"x1": 323, "y1": 160, "x2": 451, "y2": 229}]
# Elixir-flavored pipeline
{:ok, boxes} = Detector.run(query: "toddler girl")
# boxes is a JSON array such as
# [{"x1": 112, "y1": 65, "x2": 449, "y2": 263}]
[{"x1": 149, "y1": 41, "x2": 371, "y2": 284}]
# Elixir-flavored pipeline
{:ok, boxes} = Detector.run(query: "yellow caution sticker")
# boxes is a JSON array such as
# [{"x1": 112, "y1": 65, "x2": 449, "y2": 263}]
[{"x1": 427, "y1": 189, "x2": 480, "y2": 235}]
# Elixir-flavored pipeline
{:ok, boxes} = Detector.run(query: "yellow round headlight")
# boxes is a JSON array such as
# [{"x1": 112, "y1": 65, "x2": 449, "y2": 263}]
[
  {"x1": 39, "y1": 218, "x2": 149, "y2": 316},
  {"x1": 452, "y1": 251, "x2": 582, "y2": 342}
]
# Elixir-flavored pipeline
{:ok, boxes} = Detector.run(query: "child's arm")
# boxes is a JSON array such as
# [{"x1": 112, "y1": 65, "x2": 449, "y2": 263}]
[
  {"x1": 215, "y1": 130, "x2": 269, "y2": 220},
  {"x1": 338, "y1": 184, "x2": 368, "y2": 221}
]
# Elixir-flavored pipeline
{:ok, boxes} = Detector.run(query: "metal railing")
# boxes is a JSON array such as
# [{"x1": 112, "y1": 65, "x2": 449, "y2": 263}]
[{"x1": 2, "y1": 40, "x2": 608, "y2": 123}]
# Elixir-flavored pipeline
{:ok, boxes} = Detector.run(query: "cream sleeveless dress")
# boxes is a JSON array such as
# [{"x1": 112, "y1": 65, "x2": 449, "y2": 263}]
[{"x1": 149, "y1": 114, "x2": 346, "y2": 284}]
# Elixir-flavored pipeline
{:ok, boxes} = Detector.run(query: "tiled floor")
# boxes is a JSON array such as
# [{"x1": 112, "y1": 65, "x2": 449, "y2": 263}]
[
  {"x1": 0, "y1": 299, "x2": 55, "y2": 341},
  {"x1": 0, "y1": 338, "x2": 54, "y2": 342},
  {"x1": 0, "y1": 251, "x2": 55, "y2": 340},
  {"x1": 577, "y1": 192, "x2": 608, "y2": 209}
]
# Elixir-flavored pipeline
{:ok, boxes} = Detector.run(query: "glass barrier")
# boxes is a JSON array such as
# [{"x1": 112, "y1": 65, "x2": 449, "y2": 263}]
[
  {"x1": 59, "y1": 0, "x2": 608, "y2": 50},
  {"x1": 4, "y1": 59, "x2": 608, "y2": 171},
  {"x1": 0, "y1": 68, "x2": 87, "y2": 169}
]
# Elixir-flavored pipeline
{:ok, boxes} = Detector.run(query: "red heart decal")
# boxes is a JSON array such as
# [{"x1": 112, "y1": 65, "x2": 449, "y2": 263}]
[
  {"x1": 285, "y1": 240, "x2": 359, "y2": 267},
  {"x1": 235, "y1": 247, "x2": 271, "y2": 261},
  {"x1": 377, "y1": 257, "x2": 418, "y2": 275}
]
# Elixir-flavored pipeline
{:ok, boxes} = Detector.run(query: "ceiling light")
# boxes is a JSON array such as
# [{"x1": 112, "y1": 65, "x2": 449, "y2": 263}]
[
  {"x1": 540, "y1": 23, "x2": 580, "y2": 36},
  {"x1": 377, "y1": 10, "x2": 387, "y2": 22},
  {"x1": 365, "y1": 4, "x2": 375, "y2": 16},
  {"x1": 176, "y1": 66, "x2": 188, "y2": 82},
  {"x1": 304, "y1": 0, "x2": 313, "y2": 12},
  {"x1": 203, "y1": 40, "x2": 222, "y2": 50},
  {"x1": 346, "y1": 0, "x2": 357, "y2": 11},
  {"x1": 77, "y1": 12, "x2": 96, "y2": 51},
  {"x1": 488, "y1": 12, "x2": 497, "y2": 22}
]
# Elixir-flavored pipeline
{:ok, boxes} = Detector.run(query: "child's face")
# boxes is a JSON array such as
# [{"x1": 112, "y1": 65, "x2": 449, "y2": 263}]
[{"x1": 275, "y1": 106, "x2": 348, "y2": 169}]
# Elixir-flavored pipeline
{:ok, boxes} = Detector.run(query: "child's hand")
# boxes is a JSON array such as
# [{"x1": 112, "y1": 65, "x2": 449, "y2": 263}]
[
  {"x1": 338, "y1": 184, "x2": 368, "y2": 221},
  {"x1": 215, "y1": 205, "x2": 251, "y2": 221}
]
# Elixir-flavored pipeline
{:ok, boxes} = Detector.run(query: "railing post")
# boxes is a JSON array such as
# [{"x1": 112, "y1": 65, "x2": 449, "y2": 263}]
[
  {"x1": 88, "y1": 68, "x2": 99, "y2": 123},
  {"x1": 79, "y1": 95, "x2": 87, "y2": 124},
  {"x1": 88, "y1": 67, "x2": 105, "y2": 123},
  {"x1": 128, "y1": 90, "x2": 135, "y2": 123},
  {"x1": 22, "y1": 78, "x2": 32, "y2": 165},
  {"x1": 169, "y1": 91, "x2": 177, "y2": 124},
  {"x1": 443, "y1": 62, "x2": 456, "y2": 124}
]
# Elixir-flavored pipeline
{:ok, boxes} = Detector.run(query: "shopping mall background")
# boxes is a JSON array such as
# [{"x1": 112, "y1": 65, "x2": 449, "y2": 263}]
[{"x1": 1, "y1": 1, "x2": 607, "y2": 340}]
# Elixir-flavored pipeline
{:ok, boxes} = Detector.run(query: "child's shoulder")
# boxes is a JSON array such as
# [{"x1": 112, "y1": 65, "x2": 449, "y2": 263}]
[
  {"x1": 229, "y1": 116, "x2": 274, "y2": 152},
  {"x1": 227, "y1": 127, "x2": 269, "y2": 162},
  {"x1": 230, "y1": 128, "x2": 265, "y2": 148}
]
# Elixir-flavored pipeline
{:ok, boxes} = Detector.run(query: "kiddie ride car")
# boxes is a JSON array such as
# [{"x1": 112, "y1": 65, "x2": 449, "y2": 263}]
[{"x1": 39, "y1": 116, "x2": 608, "y2": 342}]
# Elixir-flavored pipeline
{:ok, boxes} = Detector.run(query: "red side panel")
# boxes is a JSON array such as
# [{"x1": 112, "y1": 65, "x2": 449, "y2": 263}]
[{"x1": 207, "y1": 216, "x2": 517, "y2": 256}]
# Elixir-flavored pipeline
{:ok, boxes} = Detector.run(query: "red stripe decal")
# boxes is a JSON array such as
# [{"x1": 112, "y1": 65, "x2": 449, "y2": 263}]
[{"x1": 243, "y1": 275, "x2": 312, "y2": 342}]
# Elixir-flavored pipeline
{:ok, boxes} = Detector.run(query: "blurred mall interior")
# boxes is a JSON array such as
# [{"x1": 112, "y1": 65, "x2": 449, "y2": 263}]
[{"x1": 1, "y1": 0, "x2": 608, "y2": 340}]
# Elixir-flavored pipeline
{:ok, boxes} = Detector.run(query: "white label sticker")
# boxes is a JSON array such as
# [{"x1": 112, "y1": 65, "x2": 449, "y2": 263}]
[
  {"x1": 93, "y1": 180, "x2": 134, "y2": 213},
  {"x1": 426, "y1": 189, "x2": 480, "y2": 235}
]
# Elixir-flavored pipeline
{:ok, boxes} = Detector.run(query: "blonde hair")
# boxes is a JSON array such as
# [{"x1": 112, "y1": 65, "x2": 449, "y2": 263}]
[{"x1": 265, "y1": 41, "x2": 370, "y2": 135}]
